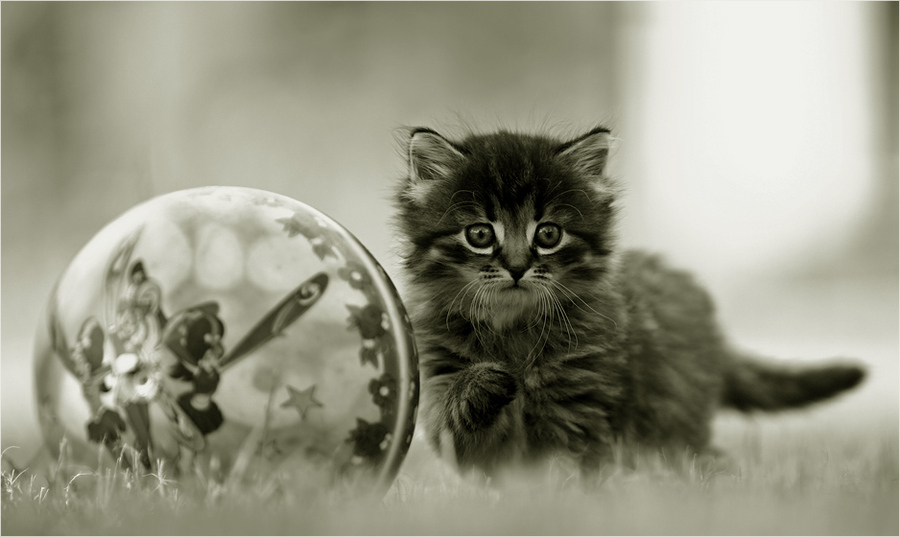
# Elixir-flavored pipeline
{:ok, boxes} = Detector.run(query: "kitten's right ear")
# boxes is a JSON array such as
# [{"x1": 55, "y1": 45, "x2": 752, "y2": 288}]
[
  {"x1": 407, "y1": 128, "x2": 466, "y2": 188},
  {"x1": 556, "y1": 127, "x2": 613, "y2": 180}
]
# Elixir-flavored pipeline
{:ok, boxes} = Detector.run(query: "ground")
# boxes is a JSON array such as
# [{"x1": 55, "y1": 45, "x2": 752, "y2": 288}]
[
  {"x1": 2, "y1": 411, "x2": 897, "y2": 535},
  {"x1": 3, "y1": 278, "x2": 897, "y2": 535}
]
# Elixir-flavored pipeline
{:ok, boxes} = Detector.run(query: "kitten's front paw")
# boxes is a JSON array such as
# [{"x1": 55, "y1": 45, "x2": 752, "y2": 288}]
[{"x1": 449, "y1": 362, "x2": 517, "y2": 433}]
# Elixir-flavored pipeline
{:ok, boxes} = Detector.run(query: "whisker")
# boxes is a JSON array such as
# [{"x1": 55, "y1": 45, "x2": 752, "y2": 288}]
[
  {"x1": 551, "y1": 280, "x2": 619, "y2": 332},
  {"x1": 481, "y1": 284, "x2": 500, "y2": 336},
  {"x1": 541, "y1": 287, "x2": 554, "y2": 352},
  {"x1": 528, "y1": 286, "x2": 553, "y2": 368},
  {"x1": 437, "y1": 201, "x2": 483, "y2": 225},
  {"x1": 445, "y1": 280, "x2": 480, "y2": 330},
  {"x1": 547, "y1": 189, "x2": 593, "y2": 211},
  {"x1": 554, "y1": 203, "x2": 584, "y2": 221},
  {"x1": 541, "y1": 287, "x2": 557, "y2": 354},
  {"x1": 554, "y1": 286, "x2": 578, "y2": 350},
  {"x1": 470, "y1": 283, "x2": 495, "y2": 351},
  {"x1": 466, "y1": 283, "x2": 480, "y2": 322},
  {"x1": 550, "y1": 289, "x2": 577, "y2": 351},
  {"x1": 437, "y1": 190, "x2": 481, "y2": 224},
  {"x1": 522, "y1": 286, "x2": 545, "y2": 331}
]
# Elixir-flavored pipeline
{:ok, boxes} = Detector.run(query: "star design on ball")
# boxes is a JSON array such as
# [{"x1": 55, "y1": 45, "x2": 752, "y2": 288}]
[{"x1": 280, "y1": 384, "x2": 324, "y2": 420}]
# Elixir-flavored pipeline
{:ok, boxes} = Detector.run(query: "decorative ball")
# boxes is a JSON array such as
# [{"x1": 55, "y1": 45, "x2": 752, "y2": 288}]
[{"x1": 33, "y1": 186, "x2": 419, "y2": 494}]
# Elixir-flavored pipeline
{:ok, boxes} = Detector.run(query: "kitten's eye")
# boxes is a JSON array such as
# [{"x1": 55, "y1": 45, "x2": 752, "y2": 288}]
[
  {"x1": 534, "y1": 223, "x2": 562, "y2": 249},
  {"x1": 465, "y1": 224, "x2": 495, "y2": 248}
]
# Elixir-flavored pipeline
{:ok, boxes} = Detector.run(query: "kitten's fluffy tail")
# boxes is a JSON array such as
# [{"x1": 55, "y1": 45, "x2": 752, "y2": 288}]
[{"x1": 722, "y1": 354, "x2": 865, "y2": 411}]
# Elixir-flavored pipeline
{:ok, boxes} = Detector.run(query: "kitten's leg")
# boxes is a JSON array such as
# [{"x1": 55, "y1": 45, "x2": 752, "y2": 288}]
[
  {"x1": 447, "y1": 362, "x2": 517, "y2": 432},
  {"x1": 422, "y1": 359, "x2": 518, "y2": 470}
]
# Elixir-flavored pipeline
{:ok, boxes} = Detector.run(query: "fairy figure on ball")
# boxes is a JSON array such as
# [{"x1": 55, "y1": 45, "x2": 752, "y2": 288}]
[
  {"x1": 51, "y1": 227, "x2": 329, "y2": 471},
  {"x1": 57, "y1": 232, "x2": 206, "y2": 469}
]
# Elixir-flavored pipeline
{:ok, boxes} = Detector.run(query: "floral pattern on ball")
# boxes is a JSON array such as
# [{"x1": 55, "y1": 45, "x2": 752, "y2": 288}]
[{"x1": 273, "y1": 208, "x2": 414, "y2": 473}]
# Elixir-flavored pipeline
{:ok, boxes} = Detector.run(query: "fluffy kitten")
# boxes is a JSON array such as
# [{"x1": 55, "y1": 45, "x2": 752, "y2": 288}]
[{"x1": 394, "y1": 126, "x2": 865, "y2": 478}]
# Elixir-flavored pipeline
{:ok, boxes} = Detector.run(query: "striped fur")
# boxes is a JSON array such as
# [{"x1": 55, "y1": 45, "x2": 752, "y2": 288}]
[{"x1": 395, "y1": 127, "x2": 866, "y2": 478}]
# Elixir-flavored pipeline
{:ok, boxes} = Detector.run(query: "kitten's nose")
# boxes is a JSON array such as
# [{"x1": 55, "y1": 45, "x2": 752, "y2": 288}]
[{"x1": 507, "y1": 266, "x2": 528, "y2": 283}]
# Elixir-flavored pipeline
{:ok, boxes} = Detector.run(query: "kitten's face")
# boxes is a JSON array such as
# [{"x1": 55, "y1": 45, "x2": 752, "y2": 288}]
[{"x1": 397, "y1": 128, "x2": 617, "y2": 330}]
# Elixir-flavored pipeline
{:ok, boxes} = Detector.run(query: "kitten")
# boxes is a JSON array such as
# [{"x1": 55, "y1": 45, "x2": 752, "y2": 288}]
[{"x1": 394, "y1": 126, "x2": 865, "y2": 478}]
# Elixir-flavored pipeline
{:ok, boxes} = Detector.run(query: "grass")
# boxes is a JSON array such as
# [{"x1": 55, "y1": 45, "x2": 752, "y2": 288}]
[{"x1": 2, "y1": 412, "x2": 897, "y2": 536}]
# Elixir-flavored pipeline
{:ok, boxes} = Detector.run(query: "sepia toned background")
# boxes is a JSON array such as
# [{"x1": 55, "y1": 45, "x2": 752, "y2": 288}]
[{"x1": 2, "y1": 2, "x2": 897, "y2": 467}]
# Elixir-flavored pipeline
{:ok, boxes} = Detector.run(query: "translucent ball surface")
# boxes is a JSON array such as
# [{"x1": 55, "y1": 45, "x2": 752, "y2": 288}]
[{"x1": 33, "y1": 186, "x2": 419, "y2": 494}]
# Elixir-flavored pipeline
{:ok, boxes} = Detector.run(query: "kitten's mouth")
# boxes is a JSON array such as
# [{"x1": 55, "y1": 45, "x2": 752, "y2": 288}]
[
  {"x1": 479, "y1": 286, "x2": 539, "y2": 330},
  {"x1": 493, "y1": 283, "x2": 536, "y2": 303}
]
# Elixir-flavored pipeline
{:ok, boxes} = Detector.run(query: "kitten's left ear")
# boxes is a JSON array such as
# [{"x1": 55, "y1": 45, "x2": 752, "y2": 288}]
[
  {"x1": 403, "y1": 128, "x2": 467, "y2": 204},
  {"x1": 407, "y1": 128, "x2": 466, "y2": 184},
  {"x1": 556, "y1": 127, "x2": 614, "y2": 180}
]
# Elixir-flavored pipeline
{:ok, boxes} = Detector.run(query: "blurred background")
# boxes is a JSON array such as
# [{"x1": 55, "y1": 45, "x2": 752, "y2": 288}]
[{"x1": 3, "y1": 2, "x2": 897, "y2": 467}]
